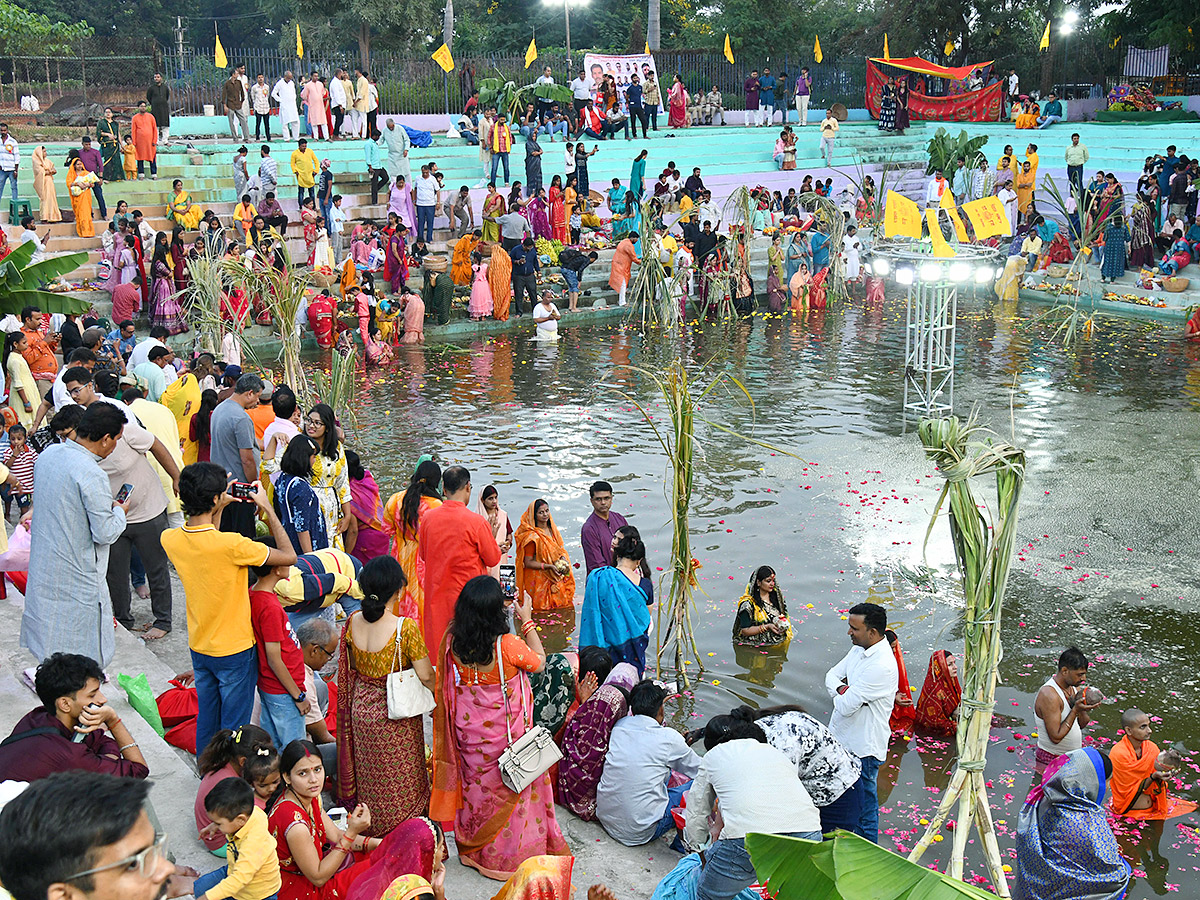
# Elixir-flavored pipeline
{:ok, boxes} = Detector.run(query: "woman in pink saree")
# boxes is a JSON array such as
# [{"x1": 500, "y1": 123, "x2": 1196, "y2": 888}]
[
  {"x1": 668, "y1": 75, "x2": 689, "y2": 128},
  {"x1": 401, "y1": 290, "x2": 425, "y2": 344},
  {"x1": 345, "y1": 450, "x2": 391, "y2": 565},
  {"x1": 431, "y1": 576, "x2": 570, "y2": 880}
]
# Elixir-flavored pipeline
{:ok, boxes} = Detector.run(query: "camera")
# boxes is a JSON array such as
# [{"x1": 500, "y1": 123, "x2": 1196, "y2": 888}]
[{"x1": 230, "y1": 481, "x2": 257, "y2": 500}]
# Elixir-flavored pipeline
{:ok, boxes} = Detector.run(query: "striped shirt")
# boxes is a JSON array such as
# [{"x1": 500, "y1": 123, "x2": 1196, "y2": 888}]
[{"x1": 4, "y1": 446, "x2": 36, "y2": 493}]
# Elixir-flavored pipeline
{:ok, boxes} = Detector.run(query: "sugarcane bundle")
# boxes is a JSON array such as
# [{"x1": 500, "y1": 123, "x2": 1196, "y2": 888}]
[{"x1": 907, "y1": 414, "x2": 1025, "y2": 898}]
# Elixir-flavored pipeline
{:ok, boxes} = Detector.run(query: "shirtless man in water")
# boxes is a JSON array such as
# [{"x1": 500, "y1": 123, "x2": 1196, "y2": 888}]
[{"x1": 1033, "y1": 646, "x2": 1101, "y2": 776}]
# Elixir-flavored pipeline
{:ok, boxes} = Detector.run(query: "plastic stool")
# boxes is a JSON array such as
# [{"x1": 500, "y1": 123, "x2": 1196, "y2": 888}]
[{"x1": 8, "y1": 198, "x2": 30, "y2": 224}]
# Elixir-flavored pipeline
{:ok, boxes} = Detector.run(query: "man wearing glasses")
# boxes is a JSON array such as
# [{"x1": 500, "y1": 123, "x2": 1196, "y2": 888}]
[
  {"x1": 0, "y1": 771, "x2": 198, "y2": 900},
  {"x1": 296, "y1": 617, "x2": 339, "y2": 768}
]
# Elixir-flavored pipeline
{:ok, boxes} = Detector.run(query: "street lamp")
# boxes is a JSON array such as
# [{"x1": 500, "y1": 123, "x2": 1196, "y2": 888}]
[
  {"x1": 543, "y1": 0, "x2": 590, "y2": 70},
  {"x1": 1059, "y1": 8, "x2": 1078, "y2": 99}
]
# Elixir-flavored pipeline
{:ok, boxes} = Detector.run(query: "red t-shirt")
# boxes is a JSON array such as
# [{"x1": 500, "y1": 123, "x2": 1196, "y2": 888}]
[{"x1": 249, "y1": 589, "x2": 305, "y2": 696}]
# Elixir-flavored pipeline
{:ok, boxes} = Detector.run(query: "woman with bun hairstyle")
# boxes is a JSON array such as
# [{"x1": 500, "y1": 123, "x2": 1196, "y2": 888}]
[
  {"x1": 580, "y1": 526, "x2": 653, "y2": 675},
  {"x1": 337, "y1": 555, "x2": 435, "y2": 836}
]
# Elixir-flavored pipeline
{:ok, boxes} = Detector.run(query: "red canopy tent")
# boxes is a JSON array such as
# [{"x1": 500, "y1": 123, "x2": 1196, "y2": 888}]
[{"x1": 866, "y1": 57, "x2": 1003, "y2": 122}]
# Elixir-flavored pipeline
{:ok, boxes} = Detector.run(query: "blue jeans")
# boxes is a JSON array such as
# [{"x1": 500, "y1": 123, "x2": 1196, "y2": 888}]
[
  {"x1": 560, "y1": 267, "x2": 580, "y2": 292},
  {"x1": 819, "y1": 777, "x2": 865, "y2": 834},
  {"x1": 697, "y1": 833, "x2": 822, "y2": 900},
  {"x1": 0, "y1": 169, "x2": 16, "y2": 201},
  {"x1": 192, "y1": 646, "x2": 257, "y2": 759},
  {"x1": 258, "y1": 689, "x2": 306, "y2": 748},
  {"x1": 194, "y1": 866, "x2": 277, "y2": 900},
  {"x1": 320, "y1": 198, "x2": 333, "y2": 232},
  {"x1": 416, "y1": 204, "x2": 435, "y2": 242},
  {"x1": 652, "y1": 778, "x2": 692, "y2": 842},
  {"x1": 297, "y1": 185, "x2": 314, "y2": 207},
  {"x1": 490, "y1": 152, "x2": 510, "y2": 185},
  {"x1": 544, "y1": 121, "x2": 568, "y2": 139},
  {"x1": 856, "y1": 756, "x2": 881, "y2": 843}
]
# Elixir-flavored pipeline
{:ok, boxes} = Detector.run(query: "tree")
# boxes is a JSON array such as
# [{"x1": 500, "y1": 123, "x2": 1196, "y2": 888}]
[
  {"x1": 0, "y1": 0, "x2": 92, "y2": 56},
  {"x1": 294, "y1": 0, "x2": 442, "y2": 67}
]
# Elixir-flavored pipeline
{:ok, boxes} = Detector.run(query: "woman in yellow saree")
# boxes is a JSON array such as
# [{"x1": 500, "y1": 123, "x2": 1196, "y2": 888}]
[
  {"x1": 66, "y1": 158, "x2": 94, "y2": 238},
  {"x1": 381, "y1": 458, "x2": 443, "y2": 622},
  {"x1": 513, "y1": 499, "x2": 576, "y2": 610},
  {"x1": 167, "y1": 178, "x2": 203, "y2": 230}
]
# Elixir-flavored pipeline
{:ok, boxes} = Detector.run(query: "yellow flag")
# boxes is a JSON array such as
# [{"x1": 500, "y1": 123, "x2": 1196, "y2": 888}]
[
  {"x1": 215, "y1": 31, "x2": 227, "y2": 69},
  {"x1": 939, "y1": 191, "x2": 970, "y2": 241},
  {"x1": 525, "y1": 36, "x2": 537, "y2": 69},
  {"x1": 926, "y1": 209, "x2": 957, "y2": 257},
  {"x1": 723, "y1": 34, "x2": 734, "y2": 64},
  {"x1": 883, "y1": 190, "x2": 921, "y2": 239},
  {"x1": 884, "y1": 33, "x2": 890, "y2": 60},
  {"x1": 962, "y1": 196, "x2": 1013, "y2": 238},
  {"x1": 296, "y1": 23, "x2": 304, "y2": 59},
  {"x1": 814, "y1": 35, "x2": 823, "y2": 64},
  {"x1": 432, "y1": 42, "x2": 455, "y2": 74},
  {"x1": 944, "y1": 39, "x2": 954, "y2": 56},
  {"x1": 1039, "y1": 20, "x2": 1050, "y2": 51},
  {"x1": 645, "y1": 41, "x2": 651, "y2": 55}
]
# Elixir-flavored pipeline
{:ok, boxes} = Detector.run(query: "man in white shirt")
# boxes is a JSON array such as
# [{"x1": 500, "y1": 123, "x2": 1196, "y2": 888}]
[
  {"x1": 128, "y1": 325, "x2": 171, "y2": 370},
  {"x1": 18, "y1": 215, "x2": 47, "y2": 263},
  {"x1": 535, "y1": 65, "x2": 556, "y2": 122},
  {"x1": 824, "y1": 601, "x2": 898, "y2": 844},
  {"x1": 684, "y1": 717, "x2": 822, "y2": 897},
  {"x1": 272, "y1": 71, "x2": 300, "y2": 141},
  {"x1": 0, "y1": 123, "x2": 19, "y2": 202},
  {"x1": 569, "y1": 69, "x2": 594, "y2": 128},
  {"x1": 1007, "y1": 70, "x2": 1019, "y2": 98},
  {"x1": 925, "y1": 169, "x2": 949, "y2": 208},
  {"x1": 250, "y1": 74, "x2": 272, "y2": 140},
  {"x1": 414, "y1": 164, "x2": 439, "y2": 243},
  {"x1": 329, "y1": 67, "x2": 348, "y2": 138},
  {"x1": 596, "y1": 681, "x2": 700, "y2": 848},
  {"x1": 329, "y1": 194, "x2": 348, "y2": 264},
  {"x1": 262, "y1": 386, "x2": 301, "y2": 458}
]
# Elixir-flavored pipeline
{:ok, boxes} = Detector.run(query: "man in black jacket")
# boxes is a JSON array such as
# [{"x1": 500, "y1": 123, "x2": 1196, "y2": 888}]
[
  {"x1": 509, "y1": 236, "x2": 540, "y2": 316},
  {"x1": 146, "y1": 73, "x2": 171, "y2": 142}
]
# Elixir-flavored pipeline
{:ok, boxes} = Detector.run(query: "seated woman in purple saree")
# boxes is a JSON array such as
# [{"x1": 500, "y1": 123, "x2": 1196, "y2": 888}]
[
  {"x1": 1014, "y1": 747, "x2": 1130, "y2": 900},
  {"x1": 556, "y1": 662, "x2": 639, "y2": 820}
]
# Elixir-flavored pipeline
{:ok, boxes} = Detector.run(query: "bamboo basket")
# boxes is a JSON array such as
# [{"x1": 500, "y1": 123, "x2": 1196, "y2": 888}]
[
  {"x1": 310, "y1": 270, "x2": 338, "y2": 289},
  {"x1": 1163, "y1": 277, "x2": 1189, "y2": 292},
  {"x1": 423, "y1": 254, "x2": 448, "y2": 273}
]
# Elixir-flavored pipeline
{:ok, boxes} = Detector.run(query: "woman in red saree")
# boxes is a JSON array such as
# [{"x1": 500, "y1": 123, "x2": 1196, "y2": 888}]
[
  {"x1": 548, "y1": 175, "x2": 567, "y2": 244},
  {"x1": 886, "y1": 630, "x2": 916, "y2": 733},
  {"x1": 668, "y1": 75, "x2": 688, "y2": 128},
  {"x1": 345, "y1": 817, "x2": 446, "y2": 900},
  {"x1": 268, "y1": 741, "x2": 423, "y2": 900},
  {"x1": 431, "y1": 576, "x2": 570, "y2": 880},
  {"x1": 914, "y1": 650, "x2": 961, "y2": 737},
  {"x1": 337, "y1": 557, "x2": 435, "y2": 837}
]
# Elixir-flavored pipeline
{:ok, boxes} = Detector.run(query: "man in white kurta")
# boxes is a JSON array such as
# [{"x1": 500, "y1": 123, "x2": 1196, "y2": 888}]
[
  {"x1": 272, "y1": 71, "x2": 300, "y2": 141},
  {"x1": 22, "y1": 406, "x2": 129, "y2": 667},
  {"x1": 380, "y1": 118, "x2": 411, "y2": 183}
]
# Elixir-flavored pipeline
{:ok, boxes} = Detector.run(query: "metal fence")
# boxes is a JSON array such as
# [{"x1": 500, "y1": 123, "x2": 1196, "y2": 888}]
[
  {"x1": 163, "y1": 44, "x2": 868, "y2": 117},
  {"x1": 0, "y1": 39, "x2": 158, "y2": 112}
]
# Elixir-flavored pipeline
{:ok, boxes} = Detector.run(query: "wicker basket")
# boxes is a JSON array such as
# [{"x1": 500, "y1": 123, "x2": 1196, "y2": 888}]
[
  {"x1": 1162, "y1": 276, "x2": 1189, "y2": 292},
  {"x1": 424, "y1": 254, "x2": 448, "y2": 273},
  {"x1": 1046, "y1": 264, "x2": 1070, "y2": 278},
  {"x1": 310, "y1": 270, "x2": 338, "y2": 288}
]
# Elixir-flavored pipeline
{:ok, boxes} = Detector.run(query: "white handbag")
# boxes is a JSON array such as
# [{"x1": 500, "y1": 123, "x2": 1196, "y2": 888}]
[
  {"x1": 495, "y1": 636, "x2": 562, "y2": 793},
  {"x1": 385, "y1": 617, "x2": 436, "y2": 720}
]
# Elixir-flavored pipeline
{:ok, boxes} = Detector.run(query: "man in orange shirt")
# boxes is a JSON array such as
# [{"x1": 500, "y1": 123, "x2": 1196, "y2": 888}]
[
  {"x1": 247, "y1": 381, "x2": 277, "y2": 442},
  {"x1": 417, "y1": 465, "x2": 501, "y2": 654},
  {"x1": 20, "y1": 305, "x2": 58, "y2": 396}
]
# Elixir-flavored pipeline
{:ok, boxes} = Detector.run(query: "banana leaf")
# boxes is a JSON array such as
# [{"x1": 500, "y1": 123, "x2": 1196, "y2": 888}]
[
  {"x1": 746, "y1": 831, "x2": 999, "y2": 900},
  {"x1": 0, "y1": 241, "x2": 92, "y2": 315}
]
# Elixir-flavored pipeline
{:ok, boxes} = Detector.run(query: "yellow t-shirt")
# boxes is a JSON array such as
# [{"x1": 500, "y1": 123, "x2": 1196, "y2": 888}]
[
  {"x1": 290, "y1": 149, "x2": 318, "y2": 188},
  {"x1": 207, "y1": 807, "x2": 281, "y2": 900},
  {"x1": 160, "y1": 372, "x2": 200, "y2": 443},
  {"x1": 161, "y1": 524, "x2": 268, "y2": 656},
  {"x1": 128, "y1": 398, "x2": 183, "y2": 515}
]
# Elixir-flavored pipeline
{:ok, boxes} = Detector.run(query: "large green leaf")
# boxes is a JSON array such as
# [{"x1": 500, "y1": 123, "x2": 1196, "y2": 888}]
[
  {"x1": 746, "y1": 832, "x2": 999, "y2": 900},
  {"x1": 0, "y1": 289, "x2": 93, "y2": 316},
  {"x1": 22, "y1": 252, "x2": 90, "y2": 288}
]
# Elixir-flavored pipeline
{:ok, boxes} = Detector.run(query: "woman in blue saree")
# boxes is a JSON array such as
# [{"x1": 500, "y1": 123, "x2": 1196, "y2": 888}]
[
  {"x1": 1014, "y1": 747, "x2": 1130, "y2": 900},
  {"x1": 580, "y1": 527, "x2": 652, "y2": 675}
]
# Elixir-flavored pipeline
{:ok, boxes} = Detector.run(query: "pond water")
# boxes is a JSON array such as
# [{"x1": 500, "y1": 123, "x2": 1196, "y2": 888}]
[{"x1": 321, "y1": 295, "x2": 1200, "y2": 895}]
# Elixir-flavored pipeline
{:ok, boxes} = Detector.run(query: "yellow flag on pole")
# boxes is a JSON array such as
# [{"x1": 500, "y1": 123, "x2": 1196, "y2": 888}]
[
  {"x1": 1039, "y1": 20, "x2": 1051, "y2": 51},
  {"x1": 926, "y1": 209, "x2": 958, "y2": 257},
  {"x1": 215, "y1": 30, "x2": 227, "y2": 69},
  {"x1": 814, "y1": 35, "x2": 823, "y2": 64},
  {"x1": 432, "y1": 42, "x2": 455, "y2": 73},
  {"x1": 884, "y1": 33, "x2": 890, "y2": 60},
  {"x1": 944, "y1": 39, "x2": 954, "y2": 56},
  {"x1": 645, "y1": 41, "x2": 651, "y2": 54},
  {"x1": 296, "y1": 23, "x2": 304, "y2": 59},
  {"x1": 525, "y1": 36, "x2": 537, "y2": 68},
  {"x1": 723, "y1": 34, "x2": 735, "y2": 64},
  {"x1": 961, "y1": 196, "x2": 1013, "y2": 238},
  {"x1": 884, "y1": 190, "x2": 922, "y2": 239}
]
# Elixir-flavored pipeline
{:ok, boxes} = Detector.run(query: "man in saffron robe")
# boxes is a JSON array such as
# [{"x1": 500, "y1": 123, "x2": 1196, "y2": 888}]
[
  {"x1": 417, "y1": 465, "x2": 500, "y2": 654},
  {"x1": 1108, "y1": 708, "x2": 1197, "y2": 820}
]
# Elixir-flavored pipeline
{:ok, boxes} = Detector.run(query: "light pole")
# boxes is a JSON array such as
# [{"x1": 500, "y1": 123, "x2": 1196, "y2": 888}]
[
  {"x1": 1059, "y1": 9, "x2": 1078, "y2": 98},
  {"x1": 543, "y1": 0, "x2": 589, "y2": 70}
]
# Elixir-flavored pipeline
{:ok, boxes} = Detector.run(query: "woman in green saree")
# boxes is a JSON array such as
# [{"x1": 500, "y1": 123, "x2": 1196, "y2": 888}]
[{"x1": 96, "y1": 108, "x2": 124, "y2": 182}]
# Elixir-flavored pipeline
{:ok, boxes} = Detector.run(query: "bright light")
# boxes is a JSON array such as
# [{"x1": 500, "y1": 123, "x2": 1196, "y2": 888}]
[
  {"x1": 1059, "y1": 24, "x2": 1074, "y2": 35},
  {"x1": 1062, "y1": 8, "x2": 1079, "y2": 24},
  {"x1": 974, "y1": 266, "x2": 993, "y2": 283},
  {"x1": 896, "y1": 266, "x2": 914, "y2": 285},
  {"x1": 872, "y1": 258, "x2": 891, "y2": 276},
  {"x1": 949, "y1": 262, "x2": 971, "y2": 282},
  {"x1": 920, "y1": 263, "x2": 943, "y2": 282}
]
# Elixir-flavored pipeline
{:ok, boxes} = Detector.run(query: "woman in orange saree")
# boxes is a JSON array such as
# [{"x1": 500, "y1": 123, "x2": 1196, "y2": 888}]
[
  {"x1": 489, "y1": 243, "x2": 513, "y2": 321},
  {"x1": 513, "y1": 499, "x2": 576, "y2": 610},
  {"x1": 914, "y1": 650, "x2": 961, "y2": 736},
  {"x1": 381, "y1": 458, "x2": 442, "y2": 622},
  {"x1": 548, "y1": 176, "x2": 567, "y2": 244},
  {"x1": 886, "y1": 629, "x2": 917, "y2": 733},
  {"x1": 490, "y1": 856, "x2": 574, "y2": 900},
  {"x1": 66, "y1": 158, "x2": 95, "y2": 238}
]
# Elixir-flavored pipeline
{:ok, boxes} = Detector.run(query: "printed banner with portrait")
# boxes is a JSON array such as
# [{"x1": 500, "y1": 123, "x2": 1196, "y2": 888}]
[
  {"x1": 865, "y1": 61, "x2": 1002, "y2": 123},
  {"x1": 582, "y1": 53, "x2": 660, "y2": 99}
]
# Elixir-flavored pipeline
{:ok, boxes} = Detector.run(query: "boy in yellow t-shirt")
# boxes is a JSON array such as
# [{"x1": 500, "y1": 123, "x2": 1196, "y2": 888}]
[{"x1": 193, "y1": 778, "x2": 281, "y2": 900}]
